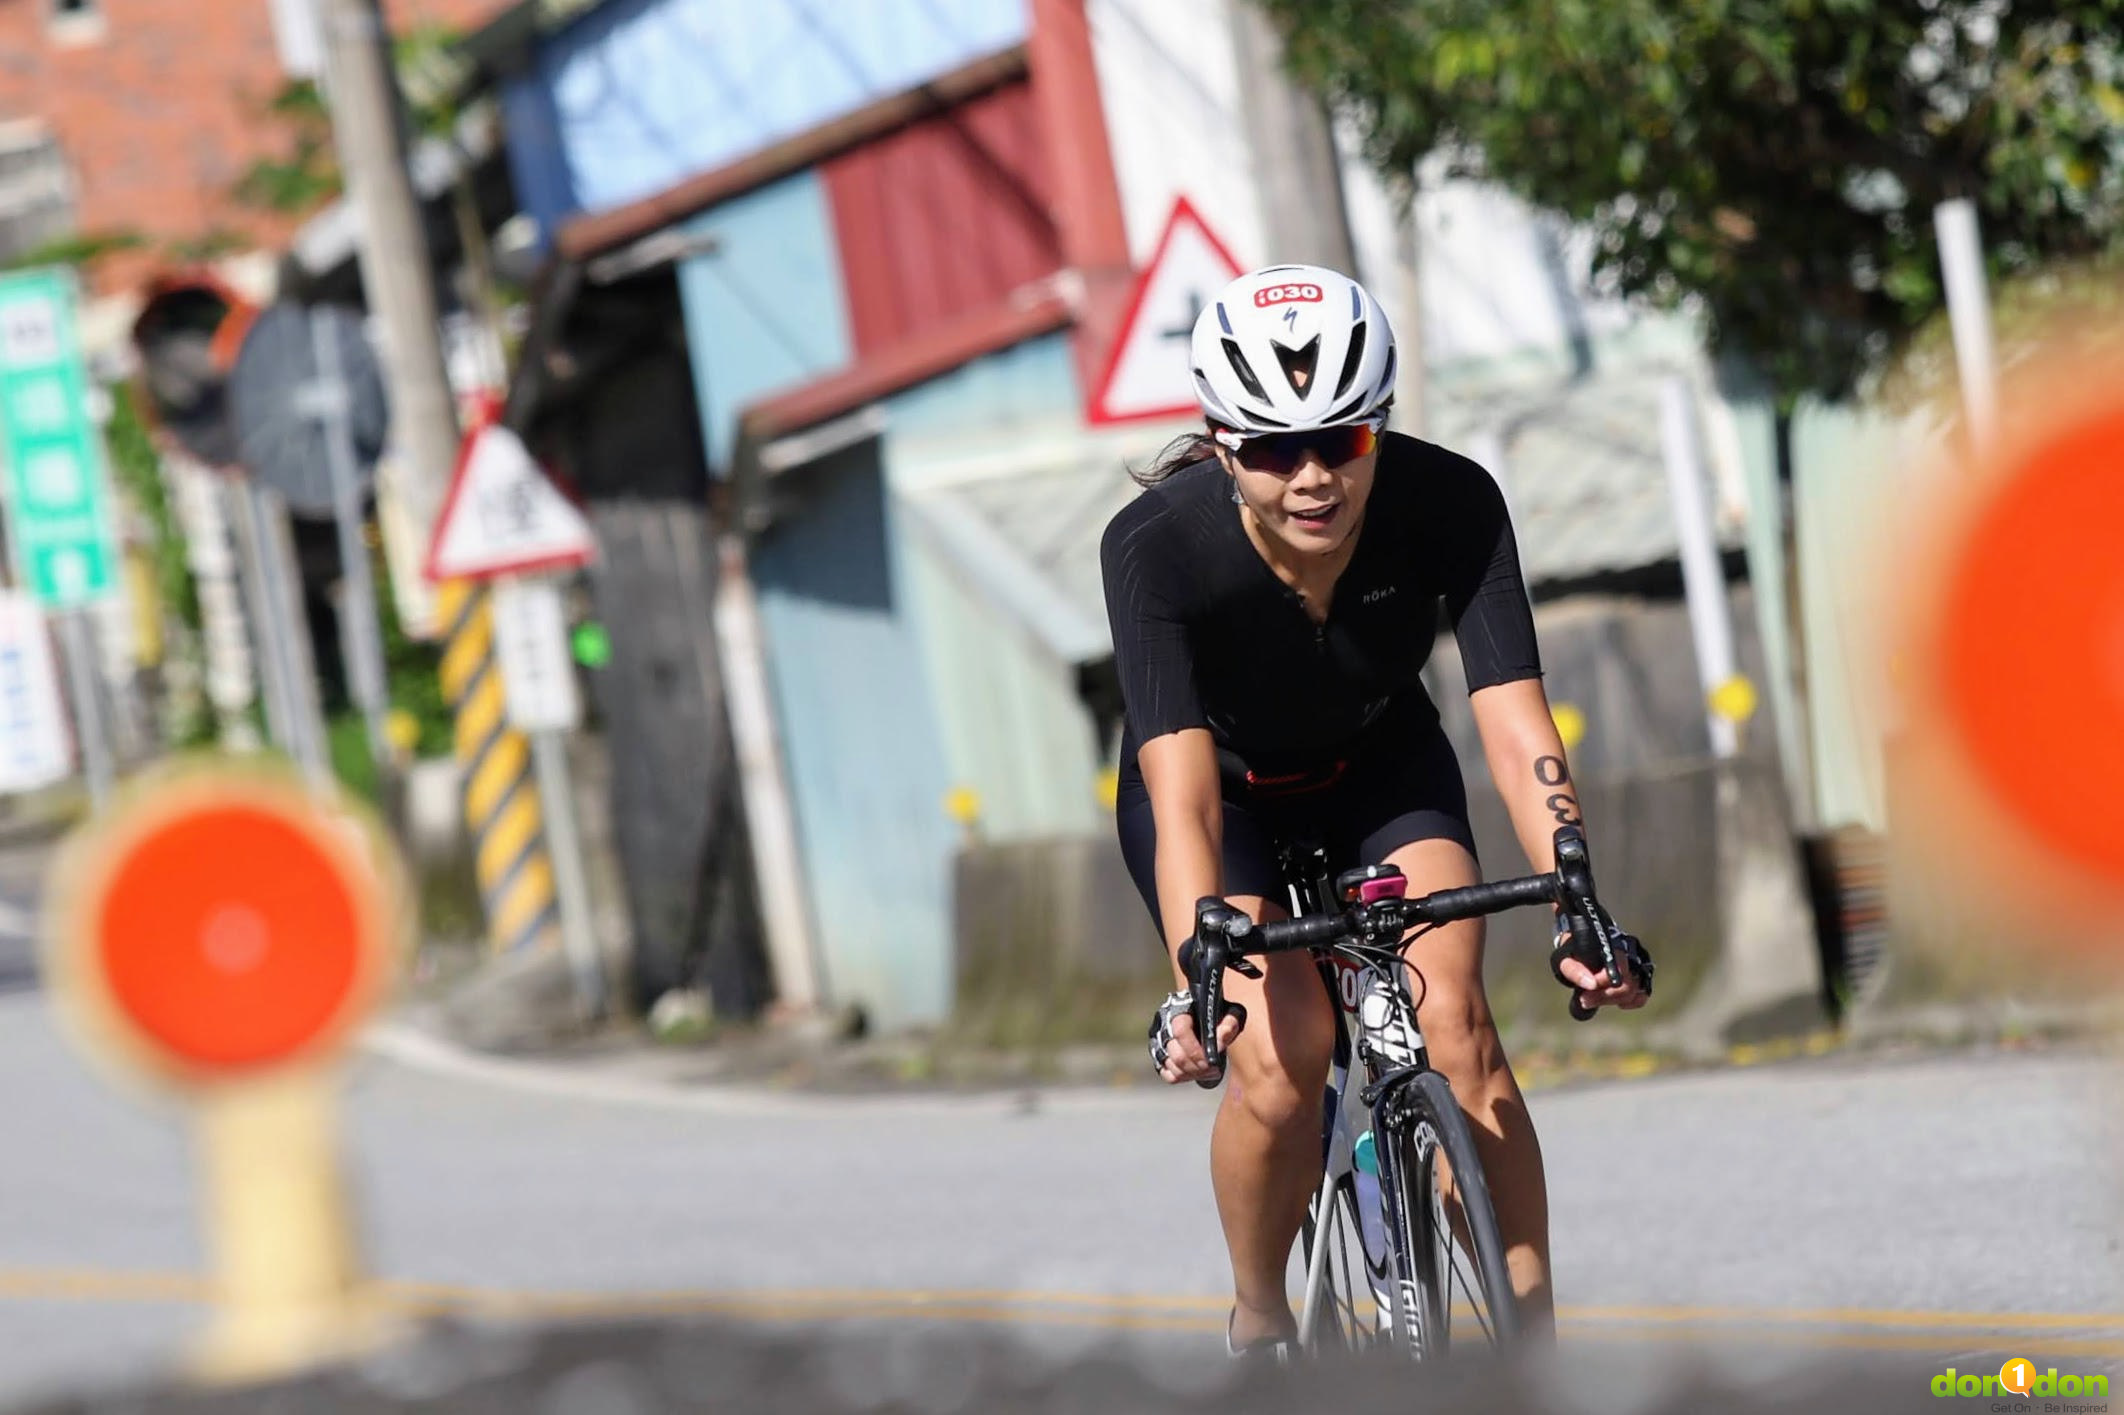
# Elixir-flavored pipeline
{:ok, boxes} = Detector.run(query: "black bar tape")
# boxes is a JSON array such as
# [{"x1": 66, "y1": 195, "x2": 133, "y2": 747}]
[
  {"x1": 1418, "y1": 873, "x2": 1556, "y2": 924},
  {"x1": 1248, "y1": 912, "x2": 1351, "y2": 953}
]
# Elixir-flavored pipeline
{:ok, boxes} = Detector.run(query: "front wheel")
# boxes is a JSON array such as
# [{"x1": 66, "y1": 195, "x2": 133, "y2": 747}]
[{"x1": 1382, "y1": 1070, "x2": 1522, "y2": 1355}]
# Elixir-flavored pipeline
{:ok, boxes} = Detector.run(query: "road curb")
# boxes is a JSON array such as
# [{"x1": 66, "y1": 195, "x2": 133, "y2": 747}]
[{"x1": 359, "y1": 1021, "x2": 1193, "y2": 1118}]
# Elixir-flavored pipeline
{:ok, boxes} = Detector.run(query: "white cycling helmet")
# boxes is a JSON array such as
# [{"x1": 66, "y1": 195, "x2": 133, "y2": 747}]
[{"x1": 1189, "y1": 264, "x2": 1398, "y2": 433}]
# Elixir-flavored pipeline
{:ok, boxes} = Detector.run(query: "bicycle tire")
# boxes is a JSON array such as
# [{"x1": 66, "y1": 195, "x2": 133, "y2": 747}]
[
  {"x1": 1298, "y1": 1172, "x2": 1388, "y2": 1353},
  {"x1": 1383, "y1": 1070, "x2": 1522, "y2": 1354}
]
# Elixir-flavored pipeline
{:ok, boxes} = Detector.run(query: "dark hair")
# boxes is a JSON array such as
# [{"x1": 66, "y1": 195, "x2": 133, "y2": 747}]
[{"x1": 1129, "y1": 426, "x2": 1224, "y2": 487}]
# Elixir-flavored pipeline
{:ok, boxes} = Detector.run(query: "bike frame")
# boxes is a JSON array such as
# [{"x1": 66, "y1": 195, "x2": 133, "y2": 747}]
[
  {"x1": 1184, "y1": 821, "x2": 1633, "y2": 1357},
  {"x1": 1283, "y1": 842, "x2": 1438, "y2": 1352}
]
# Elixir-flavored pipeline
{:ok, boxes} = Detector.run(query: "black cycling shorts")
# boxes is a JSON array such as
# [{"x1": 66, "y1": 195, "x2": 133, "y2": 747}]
[{"x1": 1114, "y1": 715, "x2": 1478, "y2": 937}]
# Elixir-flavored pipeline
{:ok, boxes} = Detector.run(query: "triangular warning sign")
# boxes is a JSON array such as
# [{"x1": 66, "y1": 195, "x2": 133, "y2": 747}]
[
  {"x1": 424, "y1": 422, "x2": 596, "y2": 582},
  {"x1": 1086, "y1": 196, "x2": 1247, "y2": 426}
]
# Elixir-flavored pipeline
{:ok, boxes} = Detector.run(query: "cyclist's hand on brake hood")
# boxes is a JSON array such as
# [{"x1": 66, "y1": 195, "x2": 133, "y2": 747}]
[
  {"x1": 1553, "y1": 919, "x2": 1654, "y2": 1015},
  {"x1": 1150, "y1": 990, "x2": 1245, "y2": 1085}
]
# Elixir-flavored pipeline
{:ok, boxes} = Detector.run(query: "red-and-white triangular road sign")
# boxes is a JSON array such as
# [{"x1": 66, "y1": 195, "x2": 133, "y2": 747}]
[
  {"x1": 1086, "y1": 196, "x2": 1247, "y2": 426},
  {"x1": 423, "y1": 419, "x2": 595, "y2": 582}
]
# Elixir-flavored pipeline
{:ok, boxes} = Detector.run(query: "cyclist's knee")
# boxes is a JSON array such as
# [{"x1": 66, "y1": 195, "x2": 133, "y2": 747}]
[
  {"x1": 1230, "y1": 1059, "x2": 1322, "y2": 1134},
  {"x1": 1418, "y1": 987, "x2": 1504, "y2": 1074},
  {"x1": 1229, "y1": 1020, "x2": 1330, "y2": 1133}
]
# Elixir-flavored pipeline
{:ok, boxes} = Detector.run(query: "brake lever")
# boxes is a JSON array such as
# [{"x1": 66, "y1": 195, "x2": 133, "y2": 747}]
[
  {"x1": 1551, "y1": 827, "x2": 1622, "y2": 1021},
  {"x1": 1190, "y1": 900, "x2": 1254, "y2": 1087}
]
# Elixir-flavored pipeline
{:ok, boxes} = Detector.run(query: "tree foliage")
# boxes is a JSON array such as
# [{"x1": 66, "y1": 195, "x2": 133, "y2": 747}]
[
  {"x1": 232, "y1": 79, "x2": 343, "y2": 215},
  {"x1": 1257, "y1": 0, "x2": 2124, "y2": 400},
  {"x1": 232, "y1": 26, "x2": 467, "y2": 219}
]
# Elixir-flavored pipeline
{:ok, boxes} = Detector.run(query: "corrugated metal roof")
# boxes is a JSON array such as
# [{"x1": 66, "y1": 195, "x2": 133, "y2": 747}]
[
  {"x1": 949, "y1": 453, "x2": 1143, "y2": 639},
  {"x1": 897, "y1": 442, "x2": 1145, "y2": 665},
  {"x1": 901, "y1": 356, "x2": 1739, "y2": 665},
  {"x1": 1427, "y1": 360, "x2": 1745, "y2": 585}
]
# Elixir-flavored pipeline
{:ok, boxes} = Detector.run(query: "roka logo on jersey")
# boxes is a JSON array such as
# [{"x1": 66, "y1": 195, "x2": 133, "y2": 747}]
[{"x1": 1254, "y1": 283, "x2": 1325, "y2": 307}]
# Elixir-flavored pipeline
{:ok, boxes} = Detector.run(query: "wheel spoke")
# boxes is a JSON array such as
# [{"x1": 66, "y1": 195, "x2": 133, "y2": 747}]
[{"x1": 1450, "y1": 1247, "x2": 1494, "y2": 1340}]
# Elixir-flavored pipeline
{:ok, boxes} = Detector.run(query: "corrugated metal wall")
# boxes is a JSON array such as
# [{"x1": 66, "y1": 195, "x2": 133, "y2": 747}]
[
  {"x1": 675, "y1": 172, "x2": 853, "y2": 472},
  {"x1": 900, "y1": 527, "x2": 1103, "y2": 842},
  {"x1": 747, "y1": 438, "x2": 956, "y2": 1030},
  {"x1": 881, "y1": 334, "x2": 1102, "y2": 839},
  {"x1": 821, "y1": 78, "x2": 1060, "y2": 358},
  {"x1": 508, "y1": 0, "x2": 1030, "y2": 230}
]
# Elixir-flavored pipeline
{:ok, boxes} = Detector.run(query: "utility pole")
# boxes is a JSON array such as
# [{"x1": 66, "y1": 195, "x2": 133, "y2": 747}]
[
  {"x1": 315, "y1": 0, "x2": 461, "y2": 542},
  {"x1": 1227, "y1": 1, "x2": 1358, "y2": 274},
  {"x1": 1934, "y1": 197, "x2": 2001, "y2": 461},
  {"x1": 1390, "y1": 180, "x2": 1428, "y2": 437},
  {"x1": 1227, "y1": 3, "x2": 1428, "y2": 436}
]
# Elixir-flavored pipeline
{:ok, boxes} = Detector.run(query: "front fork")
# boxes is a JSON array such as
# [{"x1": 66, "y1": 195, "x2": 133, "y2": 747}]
[
  {"x1": 1299, "y1": 1033, "x2": 1433, "y2": 1351},
  {"x1": 1368, "y1": 1080, "x2": 1432, "y2": 1357}
]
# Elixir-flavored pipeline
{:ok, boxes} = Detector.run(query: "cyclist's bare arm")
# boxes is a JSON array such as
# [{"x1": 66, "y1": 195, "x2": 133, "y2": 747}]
[
  {"x1": 1138, "y1": 728, "x2": 1244, "y2": 1080},
  {"x1": 1469, "y1": 677, "x2": 1585, "y2": 875},
  {"x1": 1138, "y1": 728, "x2": 1225, "y2": 976},
  {"x1": 1468, "y1": 678, "x2": 1647, "y2": 1011}
]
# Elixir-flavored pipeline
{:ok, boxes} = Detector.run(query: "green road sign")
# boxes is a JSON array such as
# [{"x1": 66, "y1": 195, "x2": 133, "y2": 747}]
[{"x1": 0, "y1": 269, "x2": 118, "y2": 607}]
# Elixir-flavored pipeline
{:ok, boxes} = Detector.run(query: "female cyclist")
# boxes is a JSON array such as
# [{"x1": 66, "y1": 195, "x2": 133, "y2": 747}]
[{"x1": 1099, "y1": 263, "x2": 1650, "y2": 1356}]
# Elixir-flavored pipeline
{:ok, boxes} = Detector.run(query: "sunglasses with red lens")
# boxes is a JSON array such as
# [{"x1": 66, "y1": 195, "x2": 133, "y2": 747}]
[{"x1": 1212, "y1": 416, "x2": 1384, "y2": 475}]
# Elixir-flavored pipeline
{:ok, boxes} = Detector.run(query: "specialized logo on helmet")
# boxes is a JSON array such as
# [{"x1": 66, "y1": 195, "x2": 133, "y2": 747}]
[{"x1": 1254, "y1": 283, "x2": 1324, "y2": 307}]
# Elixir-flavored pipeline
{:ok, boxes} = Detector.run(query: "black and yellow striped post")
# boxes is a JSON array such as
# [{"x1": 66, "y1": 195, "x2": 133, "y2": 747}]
[{"x1": 434, "y1": 578, "x2": 559, "y2": 955}]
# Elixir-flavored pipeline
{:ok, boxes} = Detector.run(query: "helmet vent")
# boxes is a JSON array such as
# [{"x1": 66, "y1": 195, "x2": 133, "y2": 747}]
[
  {"x1": 1331, "y1": 321, "x2": 1368, "y2": 400},
  {"x1": 1324, "y1": 392, "x2": 1370, "y2": 424},
  {"x1": 1274, "y1": 336, "x2": 1320, "y2": 396},
  {"x1": 1220, "y1": 339, "x2": 1271, "y2": 405}
]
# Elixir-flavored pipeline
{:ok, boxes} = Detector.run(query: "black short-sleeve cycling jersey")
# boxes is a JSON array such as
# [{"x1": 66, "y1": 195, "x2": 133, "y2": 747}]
[{"x1": 1099, "y1": 432, "x2": 1541, "y2": 776}]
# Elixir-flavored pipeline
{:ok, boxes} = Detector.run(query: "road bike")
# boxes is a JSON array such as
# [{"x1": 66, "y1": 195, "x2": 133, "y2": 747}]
[{"x1": 1178, "y1": 823, "x2": 1641, "y2": 1360}]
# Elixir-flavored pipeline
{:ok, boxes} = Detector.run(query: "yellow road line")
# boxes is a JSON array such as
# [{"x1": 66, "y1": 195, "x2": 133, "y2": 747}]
[
  {"x1": 1583, "y1": 1324, "x2": 2124, "y2": 1359},
  {"x1": 0, "y1": 1270, "x2": 204, "y2": 1303},
  {"x1": 1564, "y1": 1301, "x2": 2124, "y2": 1332}
]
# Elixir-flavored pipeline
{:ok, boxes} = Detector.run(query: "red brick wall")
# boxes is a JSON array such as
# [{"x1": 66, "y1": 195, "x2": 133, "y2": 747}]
[{"x1": 0, "y1": 0, "x2": 510, "y2": 293}]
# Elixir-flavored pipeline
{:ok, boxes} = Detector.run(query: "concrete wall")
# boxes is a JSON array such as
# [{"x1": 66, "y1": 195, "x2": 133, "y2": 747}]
[
  {"x1": 950, "y1": 756, "x2": 1814, "y2": 1055},
  {"x1": 953, "y1": 831, "x2": 1170, "y2": 1049},
  {"x1": 951, "y1": 587, "x2": 1826, "y2": 1052},
  {"x1": 1431, "y1": 588, "x2": 1781, "y2": 781}
]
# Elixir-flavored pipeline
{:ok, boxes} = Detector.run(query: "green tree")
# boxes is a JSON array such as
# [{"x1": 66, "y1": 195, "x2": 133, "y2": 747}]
[
  {"x1": 233, "y1": 25, "x2": 470, "y2": 218},
  {"x1": 1257, "y1": 0, "x2": 2124, "y2": 401},
  {"x1": 232, "y1": 80, "x2": 342, "y2": 215}
]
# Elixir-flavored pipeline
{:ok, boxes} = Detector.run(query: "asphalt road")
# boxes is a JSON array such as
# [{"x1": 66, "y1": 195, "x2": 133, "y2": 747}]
[{"x1": 1, "y1": 845, "x2": 2121, "y2": 1407}]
